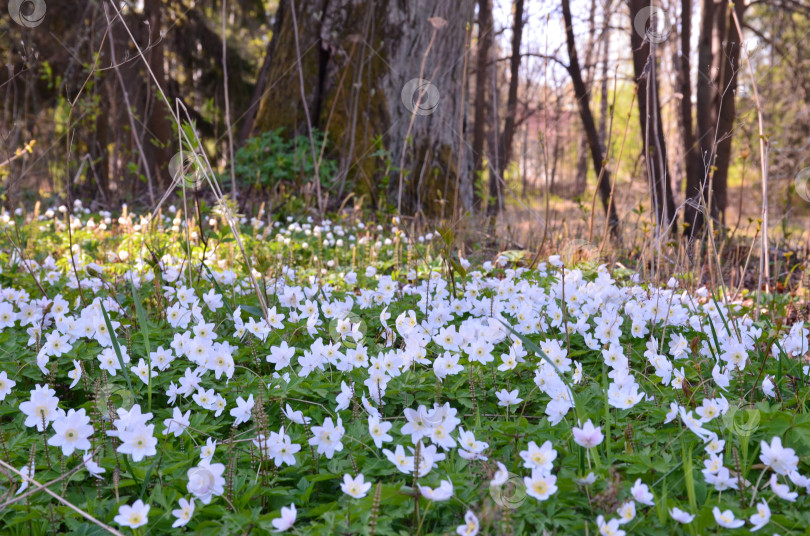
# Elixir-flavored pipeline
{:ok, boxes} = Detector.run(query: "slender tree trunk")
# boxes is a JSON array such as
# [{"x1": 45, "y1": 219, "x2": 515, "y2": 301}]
[
  {"x1": 489, "y1": 0, "x2": 525, "y2": 219},
  {"x1": 487, "y1": 51, "x2": 501, "y2": 221},
  {"x1": 679, "y1": 0, "x2": 703, "y2": 236},
  {"x1": 472, "y1": 0, "x2": 493, "y2": 212},
  {"x1": 521, "y1": 122, "x2": 529, "y2": 197},
  {"x1": 550, "y1": 131, "x2": 560, "y2": 193},
  {"x1": 574, "y1": 136, "x2": 588, "y2": 196},
  {"x1": 561, "y1": 0, "x2": 619, "y2": 233},
  {"x1": 92, "y1": 100, "x2": 110, "y2": 204},
  {"x1": 628, "y1": 0, "x2": 677, "y2": 231},
  {"x1": 712, "y1": 1, "x2": 745, "y2": 224},
  {"x1": 686, "y1": 0, "x2": 718, "y2": 234},
  {"x1": 597, "y1": 0, "x2": 612, "y2": 149},
  {"x1": 572, "y1": 0, "x2": 600, "y2": 199},
  {"x1": 550, "y1": 94, "x2": 562, "y2": 192}
]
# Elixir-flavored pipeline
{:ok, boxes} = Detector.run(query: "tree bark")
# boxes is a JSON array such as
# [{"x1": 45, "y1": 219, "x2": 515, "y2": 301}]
[
  {"x1": 628, "y1": 0, "x2": 677, "y2": 231},
  {"x1": 487, "y1": 51, "x2": 502, "y2": 221},
  {"x1": 253, "y1": 0, "x2": 475, "y2": 218},
  {"x1": 561, "y1": 0, "x2": 619, "y2": 233},
  {"x1": 574, "y1": 136, "x2": 589, "y2": 197},
  {"x1": 489, "y1": 0, "x2": 525, "y2": 219},
  {"x1": 472, "y1": 0, "x2": 493, "y2": 212},
  {"x1": 685, "y1": 0, "x2": 742, "y2": 235},
  {"x1": 572, "y1": 0, "x2": 598, "y2": 199},
  {"x1": 143, "y1": 0, "x2": 173, "y2": 194},
  {"x1": 237, "y1": 0, "x2": 287, "y2": 146},
  {"x1": 597, "y1": 0, "x2": 612, "y2": 150},
  {"x1": 679, "y1": 0, "x2": 703, "y2": 236},
  {"x1": 711, "y1": 1, "x2": 745, "y2": 222},
  {"x1": 521, "y1": 121, "x2": 529, "y2": 197},
  {"x1": 686, "y1": 0, "x2": 719, "y2": 234}
]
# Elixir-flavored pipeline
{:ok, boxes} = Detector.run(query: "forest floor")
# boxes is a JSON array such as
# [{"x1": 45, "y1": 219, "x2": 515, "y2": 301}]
[{"x1": 500, "y1": 175, "x2": 810, "y2": 251}]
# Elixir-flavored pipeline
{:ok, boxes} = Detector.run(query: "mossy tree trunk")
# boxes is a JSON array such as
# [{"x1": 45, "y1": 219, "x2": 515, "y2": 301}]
[{"x1": 252, "y1": 0, "x2": 475, "y2": 219}]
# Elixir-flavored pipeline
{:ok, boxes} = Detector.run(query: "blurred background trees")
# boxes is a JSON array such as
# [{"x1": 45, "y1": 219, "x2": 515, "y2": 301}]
[{"x1": 2, "y1": 0, "x2": 810, "y2": 245}]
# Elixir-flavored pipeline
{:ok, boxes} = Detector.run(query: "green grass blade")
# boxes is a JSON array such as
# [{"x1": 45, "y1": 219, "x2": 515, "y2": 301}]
[
  {"x1": 130, "y1": 278, "x2": 152, "y2": 412},
  {"x1": 100, "y1": 302, "x2": 134, "y2": 396},
  {"x1": 497, "y1": 319, "x2": 582, "y2": 423}
]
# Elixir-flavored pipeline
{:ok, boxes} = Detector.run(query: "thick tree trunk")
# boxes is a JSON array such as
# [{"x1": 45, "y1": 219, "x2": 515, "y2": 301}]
[
  {"x1": 629, "y1": 0, "x2": 677, "y2": 232},
  {"x1": 561, "y1": 0, "x2": 619, "y2": 233},
  {"x1": 472, "y1": 0, "x2": 494, "y2": 212},
  {"x1": 237, "y1": 0, "x2": 287, "y2": 146},
  {"x1": 685, "y1": 0, "x2": 741, "y2": 235},
  {"x1": 143, "y1": 0, "x2": 173, "y2": 194},
  {"x1": 253, "y1": 0, "x2": 475, "y2": 218}
]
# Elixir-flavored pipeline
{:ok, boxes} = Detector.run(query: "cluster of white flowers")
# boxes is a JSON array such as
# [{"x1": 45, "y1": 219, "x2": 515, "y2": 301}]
[{"x1": 0, "y1": 209, "x2": 807, "y2": 534}]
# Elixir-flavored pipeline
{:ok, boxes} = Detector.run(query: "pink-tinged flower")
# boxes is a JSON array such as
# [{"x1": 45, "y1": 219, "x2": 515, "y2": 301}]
[
  {"x1": 668, "y1": 507, "x2": 694, "y2": 524},
  {"x1": 572, "y1": 420, "x2": 604, "y2": 449},
  {"x1": 272, "y1": 503, "x2": 296, "y2": 532},
  {"x1": 630, "y1": 479, "x2": 655, "y2": 506}
]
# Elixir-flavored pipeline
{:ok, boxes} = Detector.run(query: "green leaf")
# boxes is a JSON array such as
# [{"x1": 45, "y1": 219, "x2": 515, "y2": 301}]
[{"x1": 99, "y1": 302, "x2": 134, "y2": 396}]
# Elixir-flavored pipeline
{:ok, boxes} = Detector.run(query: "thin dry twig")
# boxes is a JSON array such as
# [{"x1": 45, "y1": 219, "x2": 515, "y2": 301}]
[
  {"x1": 0, "y1": 457, "x2": 125, "y2": 536},
  {"x1": 0, "y1": 449, "x2": 99, "y2": 509}
]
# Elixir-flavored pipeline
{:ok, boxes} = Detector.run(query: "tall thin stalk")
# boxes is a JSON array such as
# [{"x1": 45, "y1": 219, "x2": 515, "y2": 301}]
[{"x1": 730, "y1": 6, "x2": 769, "y2": 318}]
